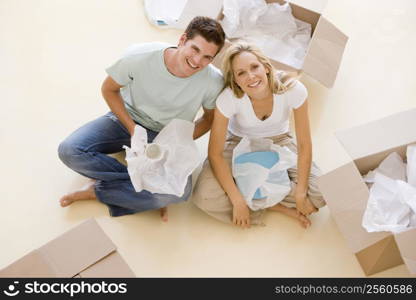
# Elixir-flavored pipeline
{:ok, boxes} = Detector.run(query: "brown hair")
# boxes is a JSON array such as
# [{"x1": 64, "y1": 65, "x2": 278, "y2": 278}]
[
  {"x1": 222, "y1": 42, "x2": 297, "y2": 98},
  {"x1": 184, "y1": 16, "x2": 226, "y2": 53}
]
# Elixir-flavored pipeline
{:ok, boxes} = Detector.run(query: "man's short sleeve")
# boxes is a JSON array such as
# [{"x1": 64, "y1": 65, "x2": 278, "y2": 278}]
[
  {"x1": 105, "y1": 56, "x2": 134, "y2": 86},
  {"x1": 286, "y1": 80, "x2": 308, "y2": 109},
  {"x1": 202, "y1": 66, "x2": 224, "y2": 110},
  {"x1": 216, "y1": 88, "x2": 236, "y2": 119}
]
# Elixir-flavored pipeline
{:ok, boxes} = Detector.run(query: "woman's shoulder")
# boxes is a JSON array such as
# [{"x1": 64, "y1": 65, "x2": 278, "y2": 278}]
[
  {"x1": 218, "y1": 87, "x2": 237, "y2": 98},
  {"x1": 279, "y1": 79, "x2": 308, "y2": 109},
  {"x1": 280, "y1": 79, "x2": 307, "y2": 98},
  {"x1": 218, "y1": 87, "x2": 243, "y2": 104},
  {"x1": 292, "y1": 79, "x2": 307, "y2": 92},
  {"x1": 216, "y1": 87, "x2": 240, "y2": 117}
]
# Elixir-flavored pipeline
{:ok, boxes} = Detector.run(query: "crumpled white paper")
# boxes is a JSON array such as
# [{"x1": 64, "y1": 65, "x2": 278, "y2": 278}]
[
  {"x1": 232, "y1": 137, "x2": 297, "y2": 211},
  {"x1": 363, "y1": 152, "x2": 407, "y2": 183},
  {"x1": 123, "y1": 119, "x2": 200, "y2": 196},
  {"x1": 221, "y1": 0, "x2": 311, "y2": 69},
  {"x1": 221, "y1": 0, "x2": 268, "y2": 38},
  {"x1": 362, "y1": 173, "x2": 415, "y2": 233},
  {"x1": 362, "y1": 146, "x2": 416, "y2": 233},
  {"x1": 407, "y1": 144, "x2": 416, "y2": 187}
]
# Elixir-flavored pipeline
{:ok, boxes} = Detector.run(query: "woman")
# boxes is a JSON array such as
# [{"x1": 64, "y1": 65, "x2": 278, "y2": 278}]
[{"x1": 192, "y1": 43, "x2": 325, "y2": 228}]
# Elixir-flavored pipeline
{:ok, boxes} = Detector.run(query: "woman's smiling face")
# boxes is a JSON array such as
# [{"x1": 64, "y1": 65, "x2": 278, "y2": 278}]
[{"x1": 232, "y1": 51, "x2": 270, "y2": 99}]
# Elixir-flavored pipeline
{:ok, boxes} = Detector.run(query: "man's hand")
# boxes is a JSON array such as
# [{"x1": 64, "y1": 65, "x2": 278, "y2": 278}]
[{"x1": 127, "y1": 124, "x2": 136, "y2": 136}]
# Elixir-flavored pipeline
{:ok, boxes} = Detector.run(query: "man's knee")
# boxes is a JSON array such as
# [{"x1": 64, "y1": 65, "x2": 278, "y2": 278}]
[{"x1": 57, "y1": 139, "x2": 83, "y2": 166}]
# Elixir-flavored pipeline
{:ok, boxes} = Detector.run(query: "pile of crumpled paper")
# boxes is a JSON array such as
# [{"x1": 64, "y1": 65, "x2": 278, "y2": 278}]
[
  {"x1": 123, "y1": 119, "x2": 200, "y2": 197},
  {"x1": 362, "y1": 144, "x2": 416, "y2": 233},
  {"x1": 232, "y1": 137, "x2": 297, "y2": 211},
  {"x1": 221, "y1": 0, "x2": 311, "y2": 69}
]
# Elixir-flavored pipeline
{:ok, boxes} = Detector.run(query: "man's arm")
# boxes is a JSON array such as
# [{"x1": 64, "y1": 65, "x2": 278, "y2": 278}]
[
  {"x1": 101, "y1": 76, "x2": 137, "y2": 136},
  {"x1": 193, "y1": 107, "x2": 215, "y2": 139}
]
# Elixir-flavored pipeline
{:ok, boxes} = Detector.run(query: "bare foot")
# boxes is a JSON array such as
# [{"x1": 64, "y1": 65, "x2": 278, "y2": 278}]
[
  {"x1": 269, "y1": 204, "x2": 311, "y2": 228},
  {"x1": 285, "y1": 208, "x2": 311, "y2": 228},
  {"x1": 303, "y1": 197, "x2": 318, "y2": 215},
  {"x1": 60, "y1": 180, "x2": 97, "y2": 207},
  {"x1": 159, "y1": 207, "x2": 168, "y2": 222}
]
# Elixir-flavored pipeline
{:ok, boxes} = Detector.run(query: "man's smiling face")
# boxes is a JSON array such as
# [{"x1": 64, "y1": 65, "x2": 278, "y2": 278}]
[{"x1": 176, "y1": 34, "x2": 219, "y2": 77}]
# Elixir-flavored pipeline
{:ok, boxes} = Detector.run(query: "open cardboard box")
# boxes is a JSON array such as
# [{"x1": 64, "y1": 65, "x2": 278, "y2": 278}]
[
  {"x1": 212, "y1": 0, "x2": 348, "y2": 88},
  {"x1": 318, "y1": 108, "x2": 416, "y2": 276},
  {"x1": 0, "y1": 219, "x2": 136, "y2": 278},
  {"x1": 160, "y1": 0, "x2": 347, "y2": 87}
]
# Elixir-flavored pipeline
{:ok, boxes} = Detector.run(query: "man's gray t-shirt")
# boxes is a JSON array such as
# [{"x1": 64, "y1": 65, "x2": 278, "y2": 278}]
[{"x1": 106, "y1": 42, "x2": 224, "y2": 132}]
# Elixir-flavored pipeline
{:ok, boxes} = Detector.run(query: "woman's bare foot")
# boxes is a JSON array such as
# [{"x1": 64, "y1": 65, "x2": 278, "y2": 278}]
[
  {"x1": 60, "y1": 180, "x2": 97, "y2": 207},
  {"x1": 159, "y1": 207, "x2": 168, "y2": 222},
  {"x1": 283, "y1": 207, "x2": 311, "y2": 228},
  {"x1": 303, "y1": 197, "x2": 318, "y2": 215},
  {"x1": 268, "y1": 204, "x2": 311, "y2": 228}
]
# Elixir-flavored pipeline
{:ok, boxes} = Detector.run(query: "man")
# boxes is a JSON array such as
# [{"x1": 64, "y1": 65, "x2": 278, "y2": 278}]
[{"x1": 58, "y1": 16, "x2": 225, "y2": 221}]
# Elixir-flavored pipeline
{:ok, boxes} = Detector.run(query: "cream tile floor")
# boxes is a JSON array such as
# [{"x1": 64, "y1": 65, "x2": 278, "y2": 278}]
[{"x1": 1, "y1": 0, "x2": 415, "y2": 277}]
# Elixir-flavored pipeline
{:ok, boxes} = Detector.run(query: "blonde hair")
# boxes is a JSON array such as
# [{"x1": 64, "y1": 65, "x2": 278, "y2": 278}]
[{"x1": 222, "y1": 42, "x2": 298, "y2": 98}]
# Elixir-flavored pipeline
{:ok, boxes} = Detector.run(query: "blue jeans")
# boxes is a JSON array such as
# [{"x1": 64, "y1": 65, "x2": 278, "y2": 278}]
[{"x1": 58, "y1": 112, "x2": 192, "y2": 217}]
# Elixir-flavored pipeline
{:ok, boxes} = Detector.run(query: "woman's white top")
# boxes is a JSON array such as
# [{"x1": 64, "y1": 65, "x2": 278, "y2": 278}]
[{"x1": 216, "y1": 80, "x2": 307, "y2": 138}]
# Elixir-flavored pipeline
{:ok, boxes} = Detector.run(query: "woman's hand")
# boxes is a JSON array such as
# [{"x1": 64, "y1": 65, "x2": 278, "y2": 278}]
[
  {"x1": 209, "y1": 109, "x2": 251, "y2": 228},
  {"x1": 295, "y1": 193, "x2": 317, "y2": 216},
  {"x1": 232, "y1": 198, "x2": 251, "y2": 228}
]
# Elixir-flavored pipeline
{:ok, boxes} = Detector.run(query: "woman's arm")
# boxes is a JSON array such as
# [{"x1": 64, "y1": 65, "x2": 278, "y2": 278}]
[
  {"x1": 293, "y1": 99, "x2": 316, "y2": 215},
  {"x1": 208, "y1": 108, "x2": 251, "y2": 228}
]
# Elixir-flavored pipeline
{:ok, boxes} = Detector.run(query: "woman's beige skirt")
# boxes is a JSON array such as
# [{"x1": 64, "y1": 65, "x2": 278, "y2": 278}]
[{"x1": 192, "y1": 132, "x2": 326, "y2": 225}]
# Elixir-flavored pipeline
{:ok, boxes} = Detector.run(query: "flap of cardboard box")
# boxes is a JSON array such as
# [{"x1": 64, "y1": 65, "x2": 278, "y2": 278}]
[
  {"x1": 39, "y1": 219, "x2": 116, "y2": 277},
  {"x1": 77, "y1": 252, "x2": 135, "y2": 278},
  {"x1": 394, "y1": 228, "x2": 416, "y2": 274},
  {"x1": 0, "y1": 219, "x2": 118, "y2": 277},
  {"x1": 0, "y1": 250, "x2": 57, "y2": 277},
  {"x1": 318, "y1": 161, "x2": 391, "y2": 253},
  {"x1": 336, "y1": 108, "x2": 416, "y2": 162},
  {"x1": 355, "y1": 235, "x2": 404, "y2": 276},
  {"x1": 289, "y1": 2, "x2": 321, "y2": 32},
  {"x1": 302, "y1": 16, "x2": 348, "y2": 88}
]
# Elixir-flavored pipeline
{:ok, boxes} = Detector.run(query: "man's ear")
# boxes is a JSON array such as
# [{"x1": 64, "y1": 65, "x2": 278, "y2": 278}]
[{"x1": 178, "y1": 33, "x2": 187, "y2": 47}]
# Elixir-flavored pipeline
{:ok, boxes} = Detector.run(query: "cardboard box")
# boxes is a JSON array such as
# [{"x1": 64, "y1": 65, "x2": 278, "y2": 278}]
[
  {"x1": 0, "y1": 219, "x2": 136, "y2": 278},
  {"x1": 318, "y1": 108, "x2": 416, "y2": 276},
  {"x1": 212, "y1": 0, "x2": 348, "y2": 88},
  {"x1": 171, "y1": 0, "x2": 224, "y2": 29}
]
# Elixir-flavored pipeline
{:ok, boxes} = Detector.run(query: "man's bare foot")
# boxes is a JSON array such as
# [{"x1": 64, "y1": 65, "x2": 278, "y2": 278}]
[
  {"x1": 60, "y1": 180, "x2": 97, "y2": 207},
  {"x1": 269, "y1": 204, "x2": 311, "y2": 228},
  {"x1": 160, "y1": 207, "x2": 168, "y2": 222}
]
